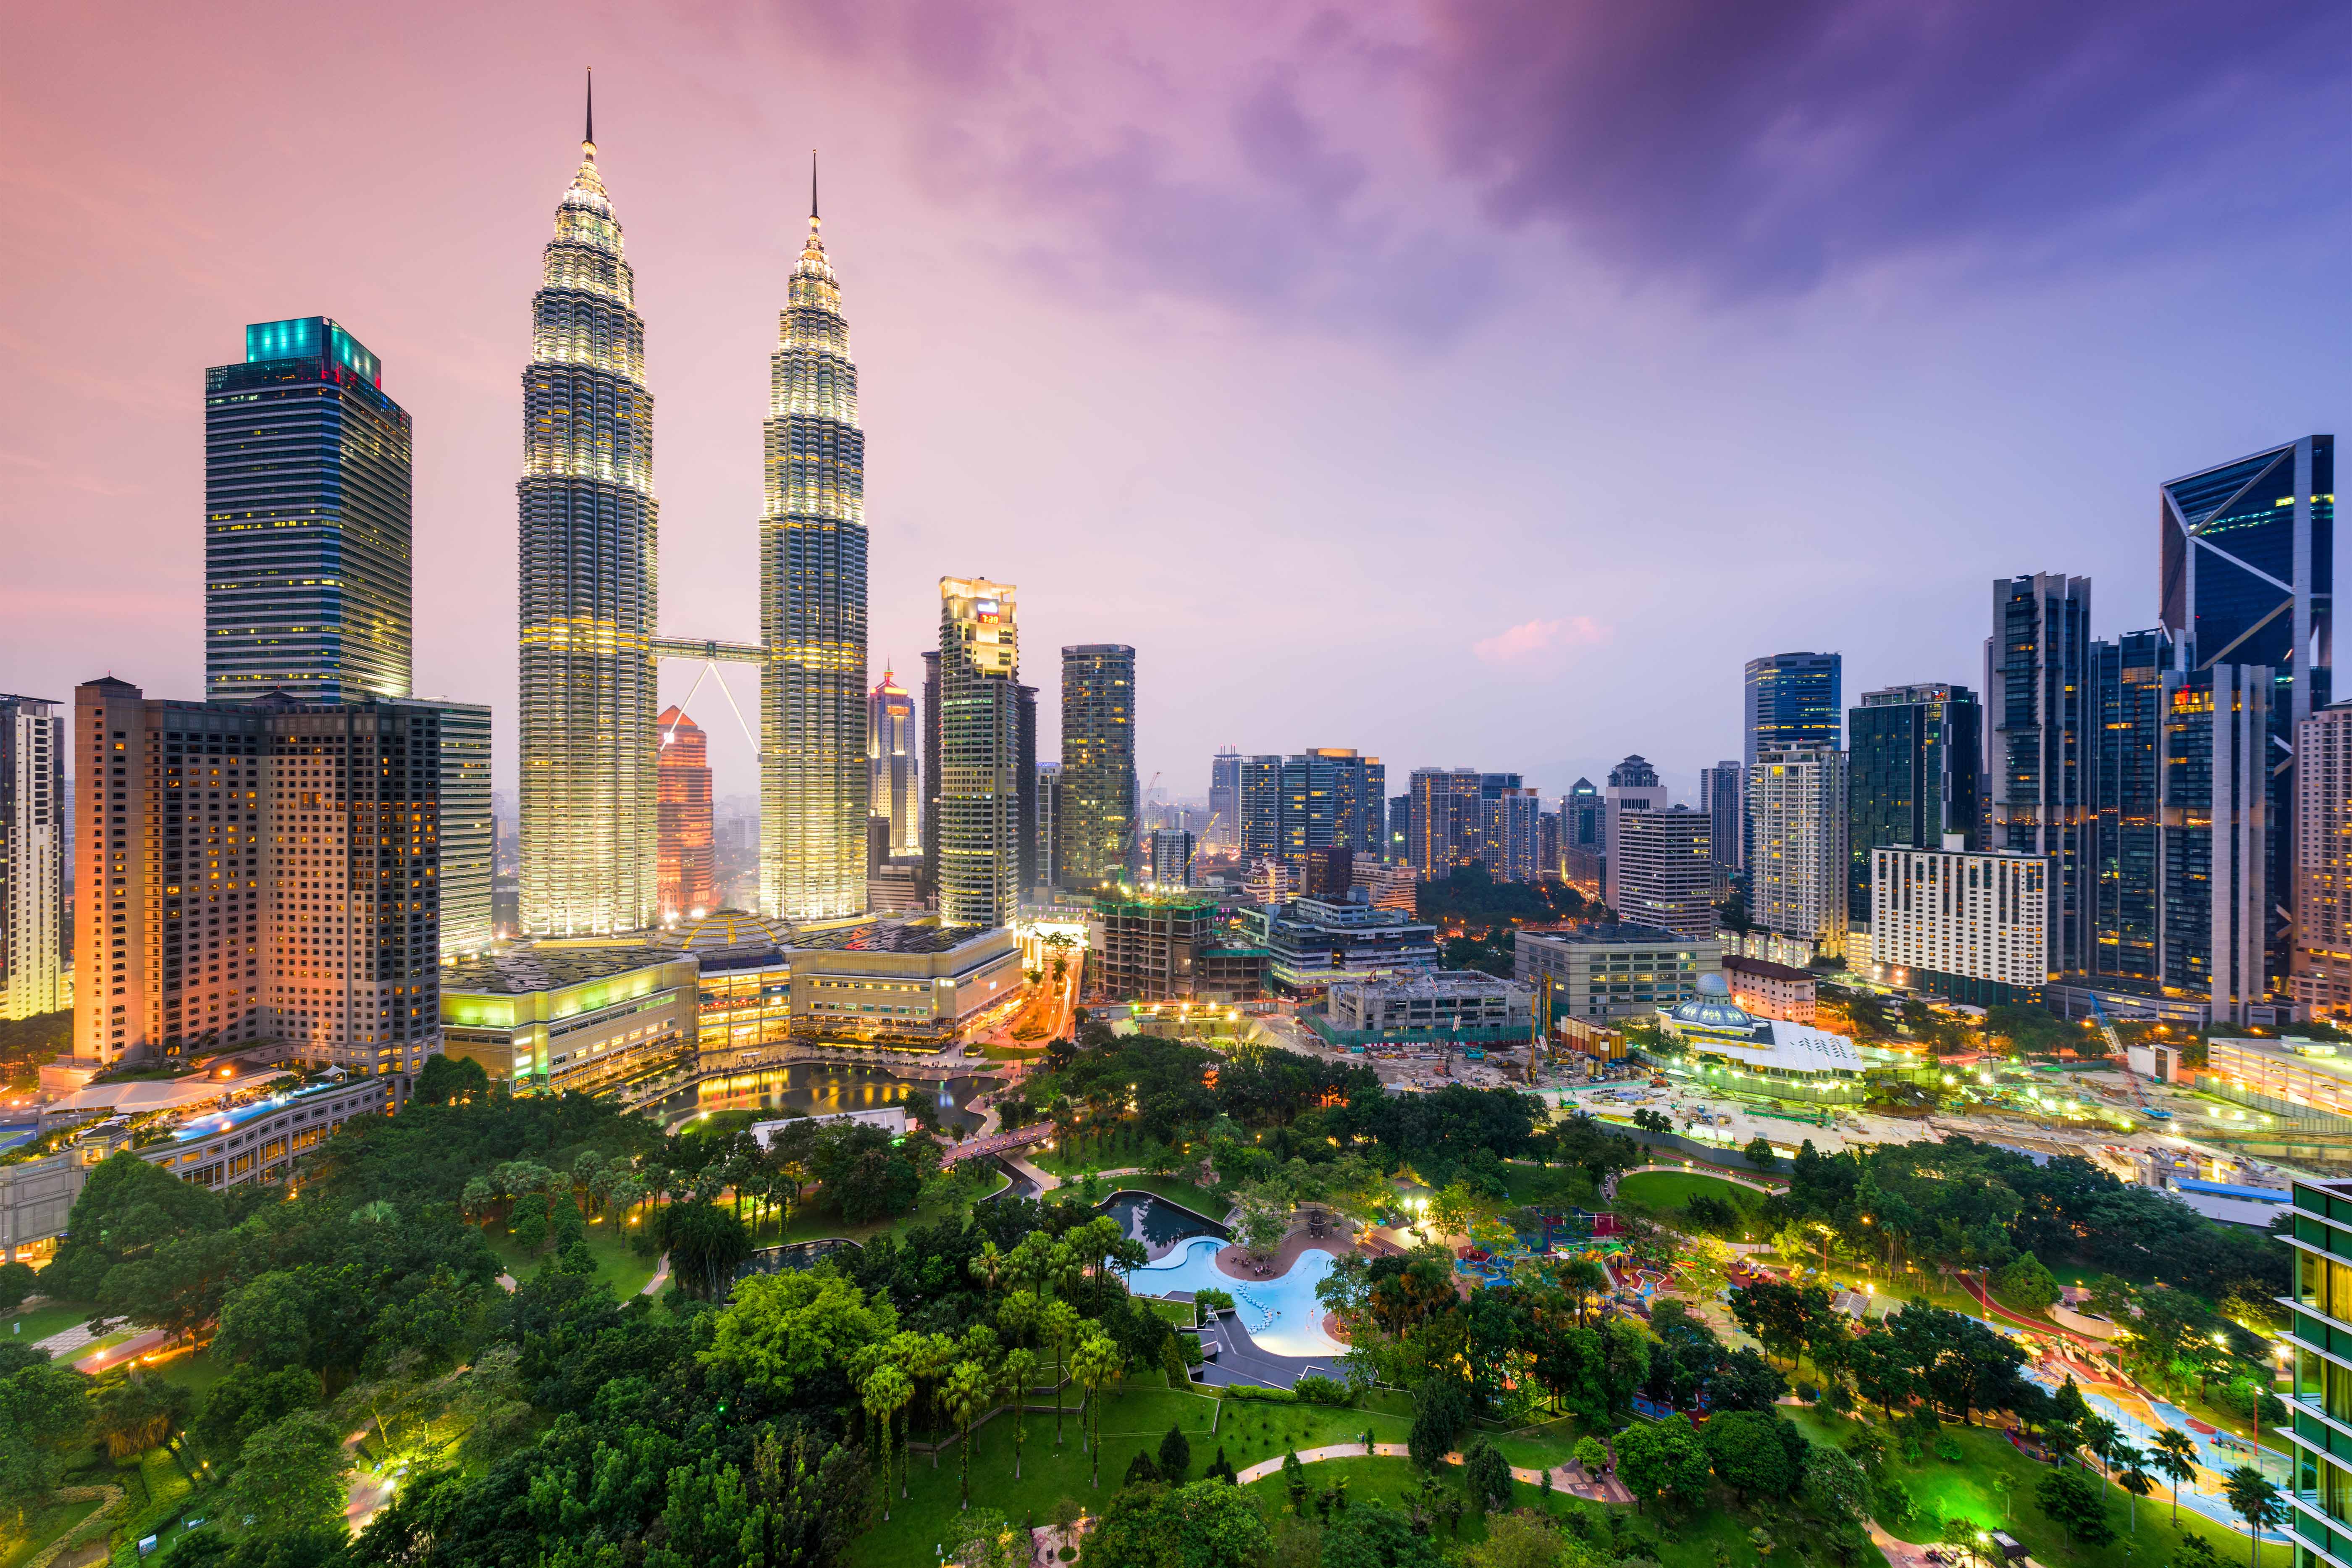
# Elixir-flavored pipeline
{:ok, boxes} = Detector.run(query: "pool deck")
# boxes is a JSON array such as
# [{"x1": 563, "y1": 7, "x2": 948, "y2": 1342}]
[
  {"x1": 1197, "y1": 1309, "x2": 1346, "y2": 1390},
  {"x1": 1215, "y1": 1229, "x2": 1352, "y2": 1281}
]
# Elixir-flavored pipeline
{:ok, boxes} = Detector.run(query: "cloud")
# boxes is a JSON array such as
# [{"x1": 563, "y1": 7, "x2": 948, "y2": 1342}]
[
  {"x1": 1473, "y1": 616, "x2": 1609, "y2": 663},
  {"x1": 1417, "y1": 0, "x2": 2352, "y2": 295}
]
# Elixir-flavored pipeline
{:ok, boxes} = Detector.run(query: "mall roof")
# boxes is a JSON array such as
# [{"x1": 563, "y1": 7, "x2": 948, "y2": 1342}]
[{"x1": 443, "y1": 947, "x2": 684, "y2": 995}]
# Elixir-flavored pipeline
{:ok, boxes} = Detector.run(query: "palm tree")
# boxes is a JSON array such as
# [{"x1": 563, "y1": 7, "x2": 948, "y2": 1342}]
[
  {"x1": 1042, "y1": 1300, "x2": 1080, "y2": 1448},
  {"x1": 2079, "y1": 1414, "x2": 2121, "y2": 1477},
  {"x1": 969, "y1": 1240, "x2": 1007, "y2": 1295},
  {"x1": 2115, "y1": 1443, "x2": 2152, "y2": 1534},
  {"x1": 942, "y1": 1360, "x2": 993, "y2": 1511},
  {"x1": 2150, "y1": 1429, "x2": 2199, "y2": 1528},
  {"x1": 1002, "y1": 1349, "x2": 1038, "y2": 1480},
  {"x1": 860, "y1": 1364, "x2": 914, "y2": 1519},
  {"x1": 2224, "y1": 1466, "x2": 2284, "y2": 1568},
  {"x1": 1070, "y1": 1333, "x2": 1124, "y2": 1489},
  {"x1": 903, "y1": 1333, "x2": 954, "y2": 1469}
]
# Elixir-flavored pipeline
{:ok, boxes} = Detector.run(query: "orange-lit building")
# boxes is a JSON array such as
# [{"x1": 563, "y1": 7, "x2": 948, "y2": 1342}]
[
  {"x1": 1722, "y1": 953, "x2": 1817, "y2": 1024},
  {"x1": 657, "y1": 706, "x2": 717, "y2": 920}
]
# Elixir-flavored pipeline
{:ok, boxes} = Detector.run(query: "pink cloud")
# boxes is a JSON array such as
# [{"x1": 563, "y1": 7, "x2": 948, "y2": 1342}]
[{"x1": 1473, "y1": 616, "x2": 1609, "y2": 663}]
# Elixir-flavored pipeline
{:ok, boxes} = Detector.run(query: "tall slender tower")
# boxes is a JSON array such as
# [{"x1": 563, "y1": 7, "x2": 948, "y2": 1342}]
[
  {"x1": 761, "y1": 154, "x2": 870, "y2": 920},
  {"x1": 867, "y1": 670, "x2": 917, "y2": 857},
  {"x1": 937, "y1": 578, "x2": 1021, "y2": 927},
  {"x1": 518, "y1": 74, "x2": 659, "y2": 935},
  {"x1": 657, "y1": 706, "x2": 717, "y2": 920}
]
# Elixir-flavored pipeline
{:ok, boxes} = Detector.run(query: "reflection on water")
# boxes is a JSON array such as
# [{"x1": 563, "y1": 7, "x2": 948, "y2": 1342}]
[
  {"x1": 670, "y1": 1064, "x2": 992, "y2": 1131},
  {"x1": 1103, "y1": 1191, "x2": 1227, "y2": 1246}
]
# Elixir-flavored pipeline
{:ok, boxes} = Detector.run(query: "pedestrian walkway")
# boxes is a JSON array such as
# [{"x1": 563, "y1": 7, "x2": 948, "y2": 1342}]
[
  {"x1": 642, "y1": 1253, "x2": 670, "y2": 1295},
  {"x1": 1229, "y1": 1440, "x2": 1631, "y2": 1504},
  {"x1": 941, "y1": 1122, "x2": 1053, "y2": 1166}
]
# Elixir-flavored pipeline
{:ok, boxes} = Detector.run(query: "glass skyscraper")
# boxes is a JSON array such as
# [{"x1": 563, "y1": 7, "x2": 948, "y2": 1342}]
[
  {"x1": 761, "y1": 165, "x2": 870, "y2": 921},
  {"x1": 517, "y1": 97, "x2": 660, "y2": 936},
  {"x1": 1060, "y1": 644, "x2": 1137, "y2": 890},
  {"x1": 1846, "y1": 684, "x2": 1981, "y2": 924},
  {"x1": 1743, "y1": 652, "x2": 1841, "y2": 767},
  {"x1": 868, "y1": 670, "x2": 918, "y2": 859},
  {"x1": 2091, "y1": 629, "x2": 2172, "y2": 984},
  {"x1": 937, "y1": 578, "x2": 1021, "y2": 927},
  {"x1": 205, "y1": 317, "x2": 412, "y2": 702},
  {"x1": 1988, "y1": 574, "x2": 2094, "y2": 975}
]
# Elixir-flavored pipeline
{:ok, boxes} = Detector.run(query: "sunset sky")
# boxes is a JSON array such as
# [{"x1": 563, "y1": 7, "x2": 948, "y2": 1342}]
[{"x1": 3, "y1": 1, "x2": 2344, "y2": 806}]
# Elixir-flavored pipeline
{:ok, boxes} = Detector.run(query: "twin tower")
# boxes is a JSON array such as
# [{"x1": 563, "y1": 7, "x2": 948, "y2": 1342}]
[{"x1": 518, "y1": 87, "x2": 867, "y2": 936}]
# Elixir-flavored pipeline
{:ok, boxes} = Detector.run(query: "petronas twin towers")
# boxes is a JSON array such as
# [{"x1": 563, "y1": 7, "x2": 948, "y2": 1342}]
[{"x1": 519, "y1": 81, "x2": 868, "y2": 935}]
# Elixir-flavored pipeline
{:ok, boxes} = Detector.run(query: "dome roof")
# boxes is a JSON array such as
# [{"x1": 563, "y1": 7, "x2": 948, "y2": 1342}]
[
  {"x1": 657, "y1": 908, "x2": 793, "y2": 955},
  {"x1": 1669, "y1": 970, "x2": 1756, "y2": 1031},
  {"x1": 1696, "y1": 972, "x2": 1730, "y2": 995}
]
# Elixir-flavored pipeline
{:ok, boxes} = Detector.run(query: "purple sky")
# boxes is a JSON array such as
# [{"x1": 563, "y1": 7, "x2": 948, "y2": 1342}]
[{"x1": 3, "y1": 1, "x2": 2344, "y2": 810}]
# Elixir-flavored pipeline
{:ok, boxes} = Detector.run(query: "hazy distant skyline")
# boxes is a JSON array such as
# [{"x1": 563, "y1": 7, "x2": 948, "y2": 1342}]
[{"x1": 3, "y1": 1, "x2": 2344, "y2": 811}]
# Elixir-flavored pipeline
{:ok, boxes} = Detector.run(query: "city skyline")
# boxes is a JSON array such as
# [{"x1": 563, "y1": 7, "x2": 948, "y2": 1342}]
[{"x1": 2, "y1": 5, "x2": 2344, "y2": 811}]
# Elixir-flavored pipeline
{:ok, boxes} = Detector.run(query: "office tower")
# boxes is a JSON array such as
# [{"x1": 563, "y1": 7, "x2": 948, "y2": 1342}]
[
  {"x1": 1016, "y1": 683, "x2": 1039, "y2": 897},
  {"x1": 1060, "y1": 645, "x2": 1137, "y2": 890},
  {"x1": 2161, "y1": 436, "x2": 2335, "y2": 990},
  {"x1": 921, "y1": 651, "x2": 941, "y2": 894},
  {"x1": 656, "y1": 705, "x2": 717, "y2": 921},
  {"x1": 1150, "y1": 829, "x2": 1196, "y2": 888},
  {"x1": 75, "y1": 679, "x2": 440, "y2": 1072},
  {"x1": 1209, "y1": 749, "x2": 1241, "y2": 849},
  {"x1": 867, "y1": 670, "x2": 918, "y2": 858},
  {"x1": 1035, "y1": 762, "x2": 1064, "y2": 892},
  {"x1": 1612, "y1": 806, "x2": 1715, "y2": 940},
  {"x1": 2158, "y1": 666, "x2": 2273, "y2": 1018},
  {"x1": 1407, "y1": 768, "x2": 1481, "y2": 871},
  {"x1": 2295, "y1": 701, "x2": 2352, "y2": 1016},
  {"x1": 1987, "y1": 574, "x2": 2093, "y2": 974},
  {"x1": 1743, "y1": 653, "x2": 1842, "y2": 766},
  {"x1": 1846, "y1": 684, "x2": 1982, "y2": 925},
  {"x1": 1696, "y1": 762, "x2": 1742, "y2": 875},
  {"x1": 423, "y1": 701, "x2": 494, "y2": 959},
  {"x1": 760, "y1": 164, "x2": 871, "y2": 922},
  {"x1": 1484, "y1": 786, "x2": 1541, "y2": 882},
  {"x1": 1601, "y1": 756, "x2": 1668, "y2": 909},
  {"x1": 937, "y1": 579, "x2": 1021, "y2": 927},
  {"x1": 518, "y1": 97, "x2": 659, "y2": 936},
  {"x1": 1275, "y1": 749, "x2": 1387, "y2": 872},
  {"x1": 1387, "y1": 793, "x2": 1410, "y2": 864},
  {"x1": 1, "y1": 696, "x2": 65, "y2": 1020},
  {"x1": 2091, "y1": 629, "x2": 2174, "y2": 984},
  {"x1": 1239, "y1": 754, "x2": 1283, "y2": 862},
  {"x1": 206, "y1": 318, "x2": 412, "y2": 703},
  {"x1": 1870, "y1": 842, "x2": 2048, "y2": 1006},
  {"x1": 1564, "y1": 778, "x2": 1601, "y2": 851},
  {"x1": 1538, "y1": 809, "x2": 1561, "y2": 879},
  {"x1": 1749, "y1": 745, "x2": 1848, "y2": 960},
  {"x1": 865, "y1": 816, "x2": 892, "y2": 877}
]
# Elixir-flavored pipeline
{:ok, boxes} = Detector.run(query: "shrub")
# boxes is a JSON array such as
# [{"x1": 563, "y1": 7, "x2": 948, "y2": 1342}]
[
  {"x1": 1223, "y1": 1384, "x2": 1297, "y2": 1403},
  {"x1": 1933, "y1": 1436, "x2": 1964, "y2": 1464},
  {"x1": 1195, "y1": 1289, "x2": 1234, "y2": 1322},
  {"x1": 1292, "y1": 1375, "x2": 1350, "y2": 1406}
]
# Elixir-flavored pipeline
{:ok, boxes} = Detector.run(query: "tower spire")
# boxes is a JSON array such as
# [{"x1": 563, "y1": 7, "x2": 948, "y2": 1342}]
[
  {"x1": 584, "y1": 67, "x2": 594, "y2": 151},
  {"x1": 810, "y1": 149, "x2": 819, "y2": 221}
]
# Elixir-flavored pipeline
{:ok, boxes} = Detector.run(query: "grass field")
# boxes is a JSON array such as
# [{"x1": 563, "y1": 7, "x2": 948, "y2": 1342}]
[
  {"x1": 1788, "y1": 1408, "x2": 2258, "y2": 1568},
  {"x1": 4, "y1": 1297, "x2": 97, "y2": 1347},
  {"x1": 482, "y1": 1216, "x2": 659, "y2": 1299},
  {"x1": 147, "y1": 1348, "x2": 226, "y2": 1400},
  {"x1": 1614, "y1": 1171, "x2": 1767, "y2": 1214},
  {"x1": 0, "y1": 1496, "x2": 103, "y2": 1568}
]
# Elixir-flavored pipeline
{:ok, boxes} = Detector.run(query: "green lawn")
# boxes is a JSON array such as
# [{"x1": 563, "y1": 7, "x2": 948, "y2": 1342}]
[
  {"x1": 755, "y1": 1168, "x2": 1015, "y2": 1250},
  {"x1": 147, "y1": 1349, "x2": 227, "y2": 1401},
  {"x1": 4, "y1": 1296, "x2": 97, "y2": 1347},
  {"x1": 1615, "y1": 1171, "x2": 1767, "y2": 1213},
  {"x1": 483, "y1": 1216, "x2": 659, "y2": 1300},
  {"x1": 1788, "y1": 1408, "x2": 2258, "y2": 1568},
  {"x1": 1035, "y1": 1131, "x2": 1181, "y2": 1178},
  {"x1": 0, "y1": 1495, "x2": 103, "y2": 1568}
]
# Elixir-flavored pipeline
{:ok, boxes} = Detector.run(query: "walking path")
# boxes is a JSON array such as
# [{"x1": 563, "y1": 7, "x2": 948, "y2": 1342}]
[
  {"x1": 1004, "y1": 1153, "x2": 1060, "y2": 1192},
  {"x1": 642, "y1": 1253, "x2": 671, "y2": 1295},
  {"x1": 942, "y1": 1123, "x2": 1053, "y2": 1166},
  {"x1": 1229, "y1": 1441, "x2": 1632, "y2": 1505}
]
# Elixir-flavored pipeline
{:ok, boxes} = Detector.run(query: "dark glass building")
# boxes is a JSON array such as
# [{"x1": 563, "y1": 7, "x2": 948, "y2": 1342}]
[
  {"x1": 1987, "y1": 574, "x2": 2094, "y2": 975},
  {"x1": 1846, "y1": 684, "x2": 1981, "y2": 923},
  {"x1": 1743, "y1": 652, "x2": 1841, "y2": 767},
  {"x1": 205, "y1": 317, "x2": 412, "y2": 703},
  {"x1": 2091, "y1": 630, "x2": 2172, "y2": 983}
]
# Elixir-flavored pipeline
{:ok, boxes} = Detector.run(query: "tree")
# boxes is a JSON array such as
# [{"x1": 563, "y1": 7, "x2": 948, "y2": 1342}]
[
  {"x1": 1744, "y1": 1136, "x2": 1778, "y2": 1173},
  {"x1": 1071, "y1": 1332, "x2": 1124, "y2": 1488},
  {"x1": 1158, "y1": 1422, "x2": 1191, "y2": 1483},
  {"x1": 2035, "y1": 1465, "x2": 2116, "y2": 1550},
  {"x1": 654, "y1": 1198, "x2": 751, "y2": 1299},
  {"x1": 1084, "y1": 1478, "x2": 1271, "y2": 1568},
  {"x1": 1992, "y1": 1252, "x2": 2061, "y2": 1313},
  {"x1": 2224, "y1": 1466, "x2": 2285, "y2": 1568},
  {"x1": 944, "y1": 1508, "x2": 1031, "y2": 1568},
  {"x1": 411, "y1": 1053, "x2": 488, "y2": 1105},
  {"x1": 2149, "y1": 1428, "x2": 2199, "y2": 1527},
  {"x1": 1282, "y1": 1449, "x2": 1308, "y2": 1515},
  {"x1": 1573, "y1": 1436, "x2": 1608, "y2": 1480},
  {"x1": 2116, "y1": 1445, "x2": 2154, "y2": 1534},
  {"x1": 860, "y1": 1363, "x2": 913, "y2": 1517},
  {"x1": 0, "y1": 1261, "x2": 36, "y2": 1316},
  {"x1": 1042, "y1": 1297, "x2": 1081, "y2": 1450},
  {"x1": 1409, "y1": 1378, "x2": 1469, "y2": 1471},
  {"x1": 700, "y1": 1271, "x2": 898, "y2": 1404},
  {"x1": 0, "y1": 1346, "x2": 91, "y2": 1531},
  {"x1": 943, "y1": 1359, "x2": 993, "y2": 1511},
  {"x1": 1701, "y1": 1410, "x2": 1803, "y2": 1504},
  {"x1": 215, "y1": 1271, "x2": 318, "y2": 1371},
  {"x1": 1616, "y1": 1413, "x2": 1710, "y2": 1514},
  {"x1": 1001, "y1": 1348, "x2": 1038, "y2": 1481},
  {"x1": 1465, "y1": 1440, "x2": 1513, "y2": 1510},
  {"x1": 221, "y1": 1410, "x2": 349, "y2": 1539}
]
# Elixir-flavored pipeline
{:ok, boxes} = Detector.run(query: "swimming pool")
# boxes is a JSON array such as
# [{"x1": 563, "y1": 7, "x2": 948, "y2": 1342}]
[{"x1": 1128, "y1": 1238, "x2": 1344, "y2": 1359}]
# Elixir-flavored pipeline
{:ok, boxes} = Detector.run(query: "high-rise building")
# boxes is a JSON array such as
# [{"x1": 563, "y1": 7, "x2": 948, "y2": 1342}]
[
  {"x1": 518, "y1": 96, "x2": 659, "y2": 936},
  {"x1": 656, "y1": 705, "x2": 717, "y2": 921},
  {"x1": 1744, "y1": 653, "x2": 1842, "y2": 767},
  {"x1": 1484, "y1": 786, "x2": 1541, "y2": 882},
  {"x1": 1, "y1": 696, "x2": 65, "y2": 1021},
  {"x1": 1034, "y1": 762, "x2": 1064, "y2": 893},
  {"x1": 1387, "y1": 793, "x2": 1410, "y2": 865},
  {"x1": 761, "y1": 162, "x2": 871, "y2": 922},
  {"x1": 1846, "y1": 684, "x2": 1982, "y2": 925},
  {"x1": 937, "y1": 578, "x2": 1021, "y2": 927},
  {"x1": 2156, "y1": 665, "x2": 2276, "y2": 1019},
  {"x1": 1276, "y1": 749, "x2": 1387, "y2": 873},
  {"x1": 1564, "y1": 778, "x2": 1601, "y2": 851},
  {"x1": 1239, "y1": 755, "x2": 1283, "y2": 863},
  {"x1": 1749, "y1": 745, "x2": 1848, "y2": 960},
  {"x1": 1869, "y1": 840, "x2": 2048, "y2": 1006},
  {"x1": 2091, "y1": 629, "x2": 2174, "y2": 984},
  {"x1": 1696, "y1": 762, "x2": 1742, "y2": 875},
  {"x1": 1538, "y1": 809, "x2": 1561, "y2": 880},
  {"x1": 421, "y1": 701, "x2": 494, "y2": 959},
  {"x1": 921, "y1": 650, "x2": 941, "y2": 895},
  {"x1": 1016, "y1": 684, "x2": 1039, "y2": 898},
  {"x1": 2295, "y1": 700, "x2": 2352, "y2": 1017},
  {"x1": 205, "y1": 318, "x2": 412, "y2": 704},
  {"x1": 1209, "y1": 749, "x2": 1241, "y2": 850},
  {"x1": 1060, "y1": 645, "x2": 1137, "y2": 890},
  {"x1": 1612, "y1": 806, "x2": 1715, "y2": 940},
  {"x1": 75, "y1": 679, "x2": 440, "y2": 1072},
  {"x1": 2161, "y1": 436, "x2": 2335, "y2": 993},
  {"x1": 868, "y1": 670, "x2": 918, "y2": 859},
  {"x1": 1986, "y1": 574, "x2": 2093, "y2": 974},
  {"x1": 1601, "y1": 756, "x2": 1668, "y2": 910},
  {"x1": 1150, "y1": 829, "x2": 1196, "y2": 888}
]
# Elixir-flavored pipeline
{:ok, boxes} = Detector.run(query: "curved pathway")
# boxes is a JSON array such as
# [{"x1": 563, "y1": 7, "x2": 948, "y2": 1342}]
[{"x1": 1231, "y1": 1440, "x2": 1631, "y2": 1505}]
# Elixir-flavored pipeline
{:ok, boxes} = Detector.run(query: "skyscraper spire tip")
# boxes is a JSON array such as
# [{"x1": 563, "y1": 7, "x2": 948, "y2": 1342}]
[
  {"x1": 584, "y1": 66, "x2": 595, "y2": 150},
  {"x1": 810, "y1": 148, "x2": 819, "y2": 222}
]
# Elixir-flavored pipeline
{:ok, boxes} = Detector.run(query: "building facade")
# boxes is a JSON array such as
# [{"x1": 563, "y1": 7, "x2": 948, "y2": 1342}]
[
  {"x1": 1, "y1": 696, "x2": 65, "y2": 1020},
  {"x1": 441, "y1": 947, "x2": 696, "y2": 1096},
  {"x1": 2092, "y1": 628, "x2": 2174, "y2": 985},
  {"x1": 2275, "y1": 1176, "x2": 2352, "y2": 1568},
  {"x1": 1721, "y1": 954, "x2": 1816, "y2": 1024},
  {"x1": 1696, "y1": 761, "x2": 1742, "y2": 875},
  {"x1": 656, "y1": 705, "x2": 718, "y2": 921},
  {"x1": 868, "y1": 670, "x2": 918, "y2": 859},
  {"x1": 1324, "y1": 971, "x2": 1533, "y2": 1039},
  {"x1": 1602, "y1": 756, "x2": 1670, "y2": 911},
  {"x1": 206, "y1": 317, "x2": 412, "y2": 704},
  {"x1": 1281, "y1": 750, "x2": 1388, "y2": 872},
  {"x1": 2297, "y1": 701, "x2": 2352, "y2": 1017},
  {"x1": 1060, "y1": 645, "x2": 1137, "y2": 890},
  {"x1": 1209, "y1": 749, "x2": 1241, "y2": 849},
  {"x1": 1514, "y1": 925, "x2": 1722, "y2": 1024},
  {"x1": 517, "y1": 112, "x2": 660, "y2": 936},
  {"x1": 1869, "y1": 842, "x2": 2049, "y2": 1006},
  {"x1": 74, "y1": 679, "x2": 441, "y2": 1074},
  {"x1": 420, "y1": 700, "x2": 494, "y2": 960},
  {"x1": 1749, "y1": 745, "x2": 1848, "y2": 960},
  {"x1": 1034, "y1": 761, "x2": 1063, "y2": 893},
  {"x1": 1744, "y1": 653, "x2": 1842, "y2": 766},
  {"x1": 1150, "y1": 829, "x2": 1196, "y2": 888},
  {"x1": 128, "y1": 1076, "x2": 397, "y2": 1194},
  {"x1": 1988, "y1": 573, "x2": 2094, "y2": 975},
  {"x1": 937, "y1": 578, "x2": 1022, "y2": 927},
  {"x1": 1847, "y1": 683, "x2": 1982, "y2": 925},
  {"x1": 1089, "y1": 891, "x2": 1218, "y2": 1001},
  {"x1": 1612, "y1": 806, "x2": 1716, "y2": 940},
  {"x1": 1244, "y1": 896, "x2": 1438, "y2": 993}
]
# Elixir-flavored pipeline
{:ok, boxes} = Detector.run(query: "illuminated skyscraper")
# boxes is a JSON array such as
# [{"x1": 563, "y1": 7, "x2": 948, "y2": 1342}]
[
  {"x1": 657, "y1": 706, "x2": 717, "y2": 921},
  {"x1": 206, "y1": 317, "x2": 412, "y2": 703},
  {"x1": 761, "y1": 158, "x2": 870, "y2": 921},
  {"x1": 1060, "y1": 645, "x2": 1137, "y2": 890},
  {"x1": 1, "y1": 696, "x2": 64, "y2": 1021},
  {"x1": 518, "y1": 79, "x2": 659, "y2": 935},
  {"x1": 937, "y1": 578, "x2": 1021, "y2": 927},
  {"x1": 868, "y1": 669, "x2": 917, "y2": 857}
]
